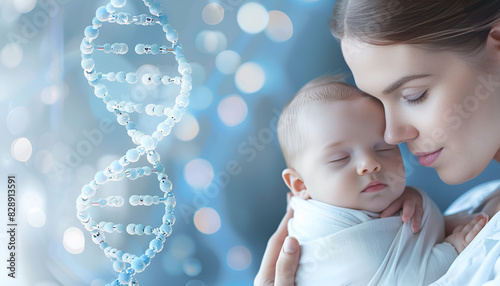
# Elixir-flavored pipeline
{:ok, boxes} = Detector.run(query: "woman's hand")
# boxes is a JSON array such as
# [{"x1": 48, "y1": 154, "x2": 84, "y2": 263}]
[
  {"x1": 254, "y1": 193, "x2": 300, "y2": 286},
  {"x1": 381, "y1": 186, "x2": 423, "y2": 233}
]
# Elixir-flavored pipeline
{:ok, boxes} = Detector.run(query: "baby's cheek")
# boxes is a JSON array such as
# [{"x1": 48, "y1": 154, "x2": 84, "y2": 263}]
[
  {"x1": 383, "y1": 159, "x2": 406, "y2": 189},
  {"x1": 386, "y1": 170, "x2": 406, "y2": 196}
]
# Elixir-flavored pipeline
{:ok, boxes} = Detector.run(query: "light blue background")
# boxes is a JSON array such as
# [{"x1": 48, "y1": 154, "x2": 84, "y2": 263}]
[{"x1": 1, "y1": 0, "x2": 499, "y2": 285}]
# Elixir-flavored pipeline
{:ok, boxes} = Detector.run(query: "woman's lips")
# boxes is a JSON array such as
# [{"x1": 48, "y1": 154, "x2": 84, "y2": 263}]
[
  {"x1": 415, "y1": 148, "x2": 443, "y2": 167},
  {"x1": 362, "y1": 182, "x2": 387, "y2": 193}
]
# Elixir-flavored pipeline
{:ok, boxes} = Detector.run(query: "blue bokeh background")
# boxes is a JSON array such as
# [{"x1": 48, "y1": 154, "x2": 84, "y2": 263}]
[{"x1": 1, "y1": 0, "x2": 500, "y2": 285}]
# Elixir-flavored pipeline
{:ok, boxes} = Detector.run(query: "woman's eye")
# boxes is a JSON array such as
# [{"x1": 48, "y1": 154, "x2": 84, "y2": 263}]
[{"x1": 403, "y1": 90, "x2": 428, "y2": 104}]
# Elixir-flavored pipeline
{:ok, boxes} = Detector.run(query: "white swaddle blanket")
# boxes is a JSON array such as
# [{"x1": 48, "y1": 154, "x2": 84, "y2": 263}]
[{"x1": 288, "y1": 190, "x2": 457, "y2": 286}]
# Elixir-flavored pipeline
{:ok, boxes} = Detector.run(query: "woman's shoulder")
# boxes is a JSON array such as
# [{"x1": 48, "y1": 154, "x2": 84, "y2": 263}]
[{"x1": 445, "y1": 179, "x2": 500, "y2": 215}]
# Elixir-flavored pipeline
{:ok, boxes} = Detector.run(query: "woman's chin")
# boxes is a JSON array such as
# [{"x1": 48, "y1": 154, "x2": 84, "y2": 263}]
[
  {"x1": 494, "y1": 149, "x2": 500, "y2": 163},
  {"x1": 436, "y1": 167, "x2": 483, "y2": 185}
]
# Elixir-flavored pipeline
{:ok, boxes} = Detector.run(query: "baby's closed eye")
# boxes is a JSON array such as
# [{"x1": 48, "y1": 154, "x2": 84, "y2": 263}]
[{"x1": 329, "y1": 154, "x2": 351, "y2": 164}]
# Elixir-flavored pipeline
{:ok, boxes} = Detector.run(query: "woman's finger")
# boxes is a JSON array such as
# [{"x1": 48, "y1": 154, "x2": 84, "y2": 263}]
[
  {"x1": 275, "y1": 236, "x2": 300, "y2": 286},
  {"x1": 254, "y1": 206, "x2": 295, "y2": 286}
]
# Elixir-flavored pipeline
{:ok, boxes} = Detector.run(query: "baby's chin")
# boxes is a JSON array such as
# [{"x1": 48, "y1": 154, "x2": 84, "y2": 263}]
[
  {"x1": 368, "y1": 189, "x2": 406, "y2": 214},
  {"x1": 365, "y1": 202, "x2": 393, "y2": 214}
]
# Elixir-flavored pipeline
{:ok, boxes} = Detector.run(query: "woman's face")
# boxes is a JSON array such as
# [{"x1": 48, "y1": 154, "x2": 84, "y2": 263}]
[{"x1": 341, "y1": 38, "x2": 500, "y2": 184}]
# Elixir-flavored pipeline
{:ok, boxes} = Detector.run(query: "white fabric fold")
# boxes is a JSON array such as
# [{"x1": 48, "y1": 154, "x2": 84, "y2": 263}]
[{"x1": 288, "y1": 190, "x2": 457, "y2": 286}]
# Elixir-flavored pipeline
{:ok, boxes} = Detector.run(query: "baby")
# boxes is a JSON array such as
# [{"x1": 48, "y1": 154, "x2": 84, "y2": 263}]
[{"x1": 276, "y1": 76, "x2": 487, "y2": 286}]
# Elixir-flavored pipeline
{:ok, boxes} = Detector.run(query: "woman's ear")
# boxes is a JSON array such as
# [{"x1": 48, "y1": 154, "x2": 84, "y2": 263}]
[
  {"x1": 282, "y1": 168, "x2": 311, "y2": 200},
  {"x1": 486, "y1": 22, "x2": 500, "y2": 60}
]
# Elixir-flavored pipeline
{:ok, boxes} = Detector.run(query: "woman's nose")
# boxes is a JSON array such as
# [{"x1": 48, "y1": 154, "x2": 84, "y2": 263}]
[
  {"x1": 384, "y1": 108, "x2": 418, "y2": 145},
  {"x1": 357, "y1": 154, "x2": 381, "y2": 175}
]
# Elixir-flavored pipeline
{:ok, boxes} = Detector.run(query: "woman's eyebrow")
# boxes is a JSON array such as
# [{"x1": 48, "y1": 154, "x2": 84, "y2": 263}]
[{"x1": 383, "y1": 74, "x2": 431, "y2": 94}]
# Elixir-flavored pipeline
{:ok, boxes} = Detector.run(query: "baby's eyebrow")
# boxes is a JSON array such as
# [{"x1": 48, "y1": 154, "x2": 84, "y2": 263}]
[
  {"x1": 321, "y1": 141, "x2": 345, "y2": 153},
  {"x1": 383, "y1": 74, "x2": 431, "y2": 94}
]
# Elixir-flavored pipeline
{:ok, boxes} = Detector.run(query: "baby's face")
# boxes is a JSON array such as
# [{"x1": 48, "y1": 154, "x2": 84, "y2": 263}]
[{"x1": 295, "y1": 96, "x2": 406, "y2": 212}]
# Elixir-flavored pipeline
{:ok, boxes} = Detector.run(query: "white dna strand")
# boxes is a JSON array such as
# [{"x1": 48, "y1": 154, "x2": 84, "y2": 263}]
[{"x1": 76, "y1": 0, "x2": 192, "y2": 285}]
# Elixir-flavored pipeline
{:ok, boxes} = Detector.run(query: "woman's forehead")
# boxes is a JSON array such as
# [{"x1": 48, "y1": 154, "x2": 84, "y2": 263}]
[{"x1": 341, "y1": 38, "x2": 455, "y2": 93}]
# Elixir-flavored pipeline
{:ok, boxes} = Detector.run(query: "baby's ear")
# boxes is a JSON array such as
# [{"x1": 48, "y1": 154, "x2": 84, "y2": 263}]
[{"x1": 282, "y1": 168, "x2": 311, "y2": 200}]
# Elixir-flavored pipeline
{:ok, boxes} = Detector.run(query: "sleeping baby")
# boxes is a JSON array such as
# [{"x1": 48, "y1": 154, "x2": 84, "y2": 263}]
[{"x1": 276, "y1": 75, "x2": 488, "y2": 285}]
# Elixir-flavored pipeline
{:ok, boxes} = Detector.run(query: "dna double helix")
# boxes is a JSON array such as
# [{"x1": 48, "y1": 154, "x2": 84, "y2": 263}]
[{"x1": 76, "y1": 0, "x2": 192, "y2": 284}]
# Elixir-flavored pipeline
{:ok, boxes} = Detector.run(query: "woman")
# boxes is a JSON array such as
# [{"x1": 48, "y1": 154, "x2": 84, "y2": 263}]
[{"x1": 255, "y1": 0, "x2": 500, "y2": 285}]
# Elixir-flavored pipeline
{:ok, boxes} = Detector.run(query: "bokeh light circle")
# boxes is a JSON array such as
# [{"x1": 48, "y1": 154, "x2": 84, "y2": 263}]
[
  {"x1": 41, "y1": 84, "x2": 63, "y2": 105},
  {"x1": 194, "y1": 207, "x2": 221, "y2": 234},
  {"x1": 21, "y1": 190, "x2": 44, "y2": 211},
  {"x1": 202, "y1": 3, "x2": 224, "y2": 25},
  {"x1": 63, "y1": 227, "x2": 85, "y2": 254},
  {"x1": 184, "y1": 158, "x2": 214, "y2": 189},
  {"x1": 183, "y1": 257, "x2": 203, "y2": 276},
  {"x1": 2, "y1": 4, "x2": 21, "y2": 22},
  {"x1": 12, "y1": 0, "x2": 37, "y2": 13},
  {"x1": 1, "y1": 43, "x2": 23, "y2": 68},
  {"x1": 227, "y1": 246, "x2": 252, "y2": 271},
  {"x1": 11, "y1": 137, "x2": 33, "y2": 162},
  {"x1": 235, "y1": 62, "x2": 266, "y2": 94},
  {"x1": 6, "y1": 106, "x2": 30, "y2": 135},
  {"x1": 266, "y1": 10, "x2": 294, "y2": 42},
  {"x1": 195, "y1": 30, "x2": 227, "y2": 54},
  {"x1": 174, "y1": 113, "x2": 200, "y2": 141},
  {"x1": 237, "y1": 2, "x2": 269, "y2": 34},
  {"x1": 216, "y1": 50, "x2": 241, "y2": 74},
  {"x1": 218, "y1": 95, "x2": 248, "y2": 127},
  {"x1": 27, "y1": 207, "x2": 46, "y2": 228}
]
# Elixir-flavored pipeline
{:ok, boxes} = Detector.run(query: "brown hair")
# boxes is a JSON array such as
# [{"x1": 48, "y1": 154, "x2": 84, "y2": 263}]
[
  {"x1": 330, "y1": 0, "x2": 500, "y2": 55},
  {"x1": 277, "y1": 75, "x2": 369, "y2": 168}
]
